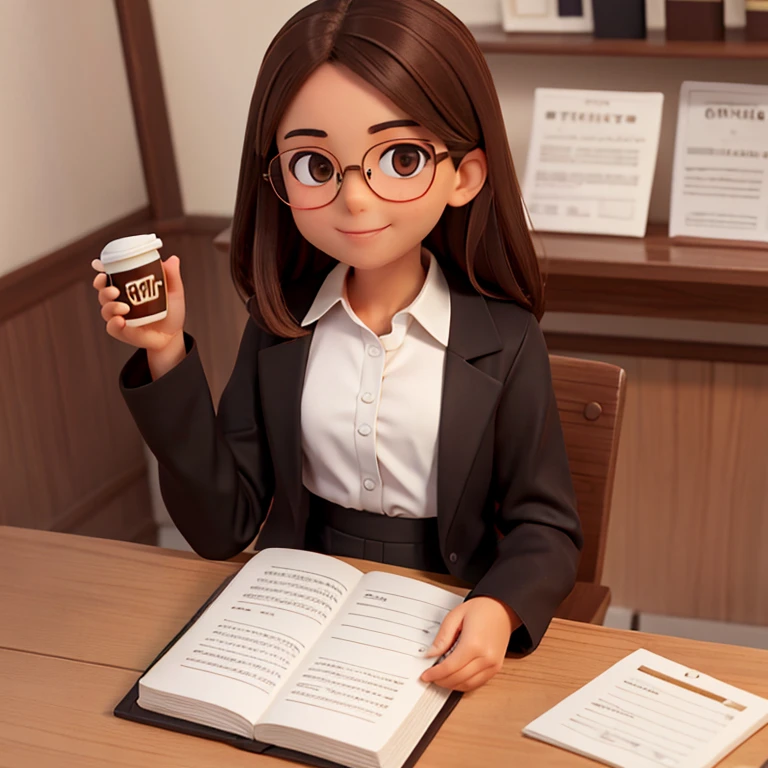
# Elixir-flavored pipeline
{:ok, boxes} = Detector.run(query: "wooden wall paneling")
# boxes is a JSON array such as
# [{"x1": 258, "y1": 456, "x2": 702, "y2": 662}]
[
  {"x1": 568, "y1": 354, "x2": 768, "y2": 625},
  {"x1": 72, "y1": 469, "x2": 155, "y2": 544},
  {"x1": 706, "y1": 363, "x2": 768, "y2": 623},
  {"x1": 0, "y1": 275, "x2": 153, "y2": 540},
  {"x1": 2, "y1": 299, "x2": 80, "y2": 528}
]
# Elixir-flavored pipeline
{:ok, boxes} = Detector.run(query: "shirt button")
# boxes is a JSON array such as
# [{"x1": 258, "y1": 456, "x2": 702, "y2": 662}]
[
  {"x1": 449, "y1": 552, "x2": 458, "y2": 564},
  {"x1": 367, "y1": 345, "x2": 381, "y2": 357},
  {"x1": 361, "y1": 392, "x2": 375, "y2": 404},
  {"x1": 357, "y1": 424, "x2": 372, "y2": 437},
  {"x1": 363, "y1": 478, "x2": 376, "y2": 491}
]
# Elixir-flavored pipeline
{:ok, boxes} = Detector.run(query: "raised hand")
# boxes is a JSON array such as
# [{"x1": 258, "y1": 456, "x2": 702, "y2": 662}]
[{"x1": 92, "y1": 255, "x2": 188, "y2": 379}]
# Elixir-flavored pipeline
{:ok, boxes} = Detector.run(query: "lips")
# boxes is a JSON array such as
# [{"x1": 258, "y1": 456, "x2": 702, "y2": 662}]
[{"x1": 337, "y1": 225, "x2": 390, "y2": 235}]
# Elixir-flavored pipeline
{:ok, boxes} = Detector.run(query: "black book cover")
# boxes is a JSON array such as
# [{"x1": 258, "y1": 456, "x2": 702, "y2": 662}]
[
  {"x1": 114, "y1": 574, "x2": 462, "y2": 768},
  {"x1": 592, "y1": 0, "x2": 647, "y2": 39}
]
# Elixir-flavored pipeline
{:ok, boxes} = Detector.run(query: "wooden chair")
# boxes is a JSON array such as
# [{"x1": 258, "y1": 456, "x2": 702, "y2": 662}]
[{"x1": 549, "y1": 354, "x2": 627, "y2": 626}]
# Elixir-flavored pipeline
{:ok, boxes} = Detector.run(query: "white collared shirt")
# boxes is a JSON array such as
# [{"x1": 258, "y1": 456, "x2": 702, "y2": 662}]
[{"x1": 300, "y1": 249, "x2": 450, "y2": 519}]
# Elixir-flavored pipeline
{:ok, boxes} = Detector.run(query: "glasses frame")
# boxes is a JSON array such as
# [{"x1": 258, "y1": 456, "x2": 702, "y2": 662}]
[{"x1": 262, "y1": 138, "x2": 452, "y2": 210}]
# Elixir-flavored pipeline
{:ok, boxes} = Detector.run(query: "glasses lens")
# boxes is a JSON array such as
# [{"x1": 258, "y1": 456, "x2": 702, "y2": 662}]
[
  {"x1": 364, "y1": 140, "x2": 436, "y2": 202},
  {"x1": 269, "y1": 148, "x2": 339, "y2": 209}
]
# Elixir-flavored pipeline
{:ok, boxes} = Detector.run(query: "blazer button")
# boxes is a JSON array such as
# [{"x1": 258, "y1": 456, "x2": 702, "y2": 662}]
[{"x1": 449, "y1": 552, "x2": 458, "y2": 564}]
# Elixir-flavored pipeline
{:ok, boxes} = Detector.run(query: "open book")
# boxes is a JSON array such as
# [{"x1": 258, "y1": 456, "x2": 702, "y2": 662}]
[
  {"x1": 523, "y1": 648, "x2": 768, "y2": 768},
  {"x1": 117, "y1": 548, "x2": 464, "y2": 768}
]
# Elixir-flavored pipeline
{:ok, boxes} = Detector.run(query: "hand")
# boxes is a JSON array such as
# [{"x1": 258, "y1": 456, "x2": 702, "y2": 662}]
[
  {"x1": 420, "y1": 597, "x2": 520, "y2": 692},
  {"x1": 91, "y1": 255, "x2": 186, "y2": 352},
  {"x1": 92, "y1": 255, "x2": 188, "y2": 379}
]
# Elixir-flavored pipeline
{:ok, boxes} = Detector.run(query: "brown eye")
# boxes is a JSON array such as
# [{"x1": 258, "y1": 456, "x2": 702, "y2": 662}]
[
  {"x1": 379, "y1": 144, "x2": 429, "y2": 179},
  {"x1": 289, "y1": 151, "x2": 336, "y2": 186}
]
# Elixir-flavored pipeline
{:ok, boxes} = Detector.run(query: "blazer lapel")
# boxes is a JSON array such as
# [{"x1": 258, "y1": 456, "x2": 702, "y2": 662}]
[
  {"x1": 438, "y1": 269, "x2": 504, "y2": 539},
  {"x1": 256, "y1": 268, "x2": 330, "y2": 527}
]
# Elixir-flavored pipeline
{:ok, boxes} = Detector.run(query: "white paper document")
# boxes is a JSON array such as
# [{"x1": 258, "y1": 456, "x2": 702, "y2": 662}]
[
  {"x1": 670, "y1": 82, "x2": 768, "y2": 243},
  {"x1": 522, "y1": 89, "x2": 664, "y2": 237},
  {"x1": 523, "y1": 649, "x2": 768, "y2": 768}
]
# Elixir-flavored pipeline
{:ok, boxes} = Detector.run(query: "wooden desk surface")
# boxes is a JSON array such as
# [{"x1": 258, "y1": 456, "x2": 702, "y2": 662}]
[{"x1": 2, "y1": 525, "x2": 768, "y2": 768}]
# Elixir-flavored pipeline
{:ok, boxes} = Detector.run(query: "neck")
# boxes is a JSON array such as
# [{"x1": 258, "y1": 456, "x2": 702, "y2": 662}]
[{"x1": 346, "y1": 244, "x2": 427, "y2": 335}]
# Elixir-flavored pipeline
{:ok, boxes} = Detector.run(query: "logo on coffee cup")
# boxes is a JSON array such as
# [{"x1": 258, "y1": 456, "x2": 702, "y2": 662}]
[{"x1": 125, "y1": 275, "x2": 163, "y2": 306}]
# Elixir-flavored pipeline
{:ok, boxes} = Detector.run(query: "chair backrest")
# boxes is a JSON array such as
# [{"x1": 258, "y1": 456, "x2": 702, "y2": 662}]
[{"x1": 549, "y1": 355, "x2": 627, "y2": 586}]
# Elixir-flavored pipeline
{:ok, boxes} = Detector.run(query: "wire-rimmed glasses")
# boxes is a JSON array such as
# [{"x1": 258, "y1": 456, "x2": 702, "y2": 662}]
[{"x1": 263, "y1": 138, "x2": 451, "y2": 210}]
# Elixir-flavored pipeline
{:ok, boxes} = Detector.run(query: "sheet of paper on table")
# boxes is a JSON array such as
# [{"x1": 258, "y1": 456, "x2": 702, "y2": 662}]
[
  {"x1": 522, "y1": 88, "x2": 664, "y2": 238},
  {"x1": 523, "y1": 648, "x2": 768, "y2": 768}
]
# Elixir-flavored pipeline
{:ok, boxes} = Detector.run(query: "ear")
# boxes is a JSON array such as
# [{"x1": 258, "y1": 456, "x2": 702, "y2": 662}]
[{"x1": 446, "y1": 148, "x2": 487, "y2": 208}]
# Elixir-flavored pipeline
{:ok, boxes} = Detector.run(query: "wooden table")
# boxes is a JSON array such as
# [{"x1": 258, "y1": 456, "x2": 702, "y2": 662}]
[{"x1": 2, "y1": 525, "x2": 767, "y2": 767}]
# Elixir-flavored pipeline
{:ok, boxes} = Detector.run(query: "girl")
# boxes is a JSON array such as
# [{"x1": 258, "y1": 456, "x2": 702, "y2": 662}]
[{"x1": 92, "y1": 0, "x2": 582, "y2": 693}]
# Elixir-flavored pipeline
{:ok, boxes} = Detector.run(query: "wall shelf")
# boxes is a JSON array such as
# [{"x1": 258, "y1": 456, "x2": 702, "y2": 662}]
[
  {"x1": 470, "y1": 25, "x2": 768, "y2": 60},
  {"x1": 536, "y1": 227, "x2": 768, "y2": 325}
]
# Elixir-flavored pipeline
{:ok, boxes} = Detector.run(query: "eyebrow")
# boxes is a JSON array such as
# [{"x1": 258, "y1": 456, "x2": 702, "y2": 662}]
[
  {"x1": 368, "y1": 119, "x2": 419, "y2": 134},
  {"x1": 283, "y1": 119, "x2": 420, "y2": 140},
  {"x1": 283, "y1": 128, "x2": 328, "y2": 139}
]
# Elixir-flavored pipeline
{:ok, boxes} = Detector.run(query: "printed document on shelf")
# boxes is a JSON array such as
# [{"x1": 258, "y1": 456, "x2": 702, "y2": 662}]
[
  {"x1": 523, "y1": 648, "x2": 768, "y2": 768},
  {"x1": 522, "y1": 89, "x2": 664, "y2": 237},
  {"x1": 670, "y1": 82, "x2": 768, "y2": 243}
]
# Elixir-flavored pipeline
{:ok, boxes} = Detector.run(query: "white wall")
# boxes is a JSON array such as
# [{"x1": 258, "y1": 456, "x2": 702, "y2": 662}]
[{"x1": 0, "y1": 1, "x2": 147, "y2": 278}]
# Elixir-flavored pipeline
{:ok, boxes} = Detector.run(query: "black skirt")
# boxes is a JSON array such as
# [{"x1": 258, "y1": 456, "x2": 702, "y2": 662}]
[{"x1": 305, "y1": 493, "x2": 449, "y2": 574}]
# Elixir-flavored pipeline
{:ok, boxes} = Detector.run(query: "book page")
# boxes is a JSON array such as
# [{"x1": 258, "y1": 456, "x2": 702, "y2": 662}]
[
  {"x1": 523, "y1": 648, "x2": 768, "y2": 768},
  {"x1": 257, "y1": 571, "x2": 464, "y2": 751},
  {"x1": 138, "y1": 548, "x2": 363, "y2": 727}
]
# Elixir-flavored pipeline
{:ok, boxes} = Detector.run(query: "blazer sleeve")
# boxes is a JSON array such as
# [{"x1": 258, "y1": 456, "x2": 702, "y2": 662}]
[
  {"x1": 119, "y1": 316, "x2": 275, "y2": 560},
  {"x1": 467, "y1": 313, "x2": 583, "y2": 654}
]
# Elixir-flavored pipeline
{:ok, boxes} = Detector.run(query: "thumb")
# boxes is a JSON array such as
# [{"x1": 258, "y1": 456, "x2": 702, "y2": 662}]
[
  {"x1": 425, "y1": 604, "x2": 466, "y2": 658},
  {"x1": 163, "y1": 255, "x2": 184, "y2": 295}
]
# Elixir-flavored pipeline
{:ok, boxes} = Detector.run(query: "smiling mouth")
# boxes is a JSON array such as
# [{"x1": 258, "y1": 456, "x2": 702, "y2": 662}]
[{"x1": 337, "y1": 225, "x2": 390, "y2": 236}]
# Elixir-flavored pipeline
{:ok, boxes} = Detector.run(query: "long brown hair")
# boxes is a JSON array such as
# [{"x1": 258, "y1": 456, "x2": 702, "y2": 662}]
[{"x1": 230, "y1": 0, "x2": 543, "y2": 337}]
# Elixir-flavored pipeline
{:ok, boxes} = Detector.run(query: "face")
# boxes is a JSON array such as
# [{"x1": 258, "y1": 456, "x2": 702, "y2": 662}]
[{"x1": 274, "y1": 63, "x2": 485, "y2": 273}]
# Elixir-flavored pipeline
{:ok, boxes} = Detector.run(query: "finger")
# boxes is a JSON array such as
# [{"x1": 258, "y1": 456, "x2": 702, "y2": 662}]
[
  {"x1": 101, "y1": 301, "x2": 130, "y2": 323},
  {"x1": 427, "y1": 658, "x2": 491, "y2": 691},
  {"x1": 92, "y1": 272, "x2": 108, "y2": 290},
  {"x1": 98, "y1": 286, "x2": 120, "y2": 307},
  {"x1": 454, "y1": 667, "x2": 498, "y2": 693},
  {"x1": 425, "y1": 604, "x2": 466, "y2": 658},
  {"x1": 163, "y1": 255, "x2": 184, "y2": 296},
  {"x1": 106, "y1": 314, "x2": 127, "y2": 339},
  {"x1": 421, "y1": 638, "x2": 476, "y2": 683},
  {"x1": 91, "y1": 258, "x2": 105, "y2": 272}
]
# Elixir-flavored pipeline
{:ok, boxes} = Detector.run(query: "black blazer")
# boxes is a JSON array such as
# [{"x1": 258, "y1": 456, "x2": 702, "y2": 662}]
[{"x1": 120, "y1": 265, "x2": 582, "y2": 653}]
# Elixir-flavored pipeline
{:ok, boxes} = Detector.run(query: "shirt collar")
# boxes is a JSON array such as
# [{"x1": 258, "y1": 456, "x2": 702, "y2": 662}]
[{"x1": 301, "y1": 248, "x2": 451, "y2": 347}]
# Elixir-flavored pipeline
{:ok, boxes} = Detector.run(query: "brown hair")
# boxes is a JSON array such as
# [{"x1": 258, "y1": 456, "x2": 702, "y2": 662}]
[{"x1": 230, "y1": 0, "x2": 543, "y2": 337}]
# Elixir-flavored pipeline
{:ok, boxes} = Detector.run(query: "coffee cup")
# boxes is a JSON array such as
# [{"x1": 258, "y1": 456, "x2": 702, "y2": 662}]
[{"x1": 99, "y1": 234, "x2": 168, "y2": 327}]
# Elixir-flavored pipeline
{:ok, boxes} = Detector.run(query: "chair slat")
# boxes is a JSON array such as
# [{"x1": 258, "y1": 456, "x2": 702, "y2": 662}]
[{"x1": 550, "y1": 355, "x2": 627, "y2": 585}]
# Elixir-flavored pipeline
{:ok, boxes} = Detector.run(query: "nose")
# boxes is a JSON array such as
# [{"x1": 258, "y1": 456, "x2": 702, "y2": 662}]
[{"x1": 337, "y1": 165, "x2": 375, "y2": 214}]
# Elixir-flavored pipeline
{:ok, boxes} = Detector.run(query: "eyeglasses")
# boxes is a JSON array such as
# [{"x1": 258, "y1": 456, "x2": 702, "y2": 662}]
[{"x1": 263, "y1": 138, "x2": 451, "y2": 210}]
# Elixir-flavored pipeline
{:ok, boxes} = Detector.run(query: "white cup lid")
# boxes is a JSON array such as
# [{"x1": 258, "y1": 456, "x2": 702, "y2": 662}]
[{"x1": 100, "y1": 234, "x2": 163, "y2": 264}]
